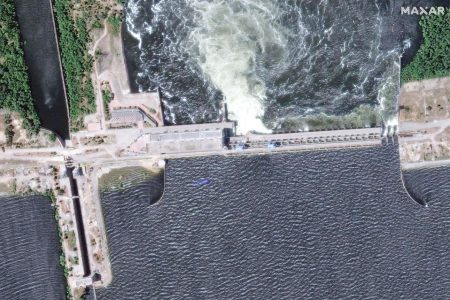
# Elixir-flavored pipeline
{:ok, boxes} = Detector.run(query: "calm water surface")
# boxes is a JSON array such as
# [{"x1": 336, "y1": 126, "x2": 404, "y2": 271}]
[
  {"x1": 97, "y1": 144, "x2": 450, "y2": 299},
  {"x1": 14, "y1": 0, "x2": 70, "y2": 140}
]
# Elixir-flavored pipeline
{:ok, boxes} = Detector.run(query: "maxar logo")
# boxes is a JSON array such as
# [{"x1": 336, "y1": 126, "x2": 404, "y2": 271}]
[{"x1": 401, "y1": 6, "x2": 446, "y2": 15}]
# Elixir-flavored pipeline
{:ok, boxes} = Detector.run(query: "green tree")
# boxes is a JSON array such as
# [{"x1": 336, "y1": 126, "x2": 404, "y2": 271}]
[
  {"x1": 53, "y1": 0, "x2": 96, "y2": 131},
  {"x1": 401, "y1": 10, "x2": 450, "y2": 82},
  {"x1": 0, "y1": 1, "x2": 41, "y2": 134}
]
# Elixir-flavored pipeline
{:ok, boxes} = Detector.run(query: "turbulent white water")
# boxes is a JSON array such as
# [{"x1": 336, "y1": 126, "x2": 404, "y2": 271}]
[
  {"x1": 187, "y1": 0, "x2": 289, "y2": 133},
  {"x1": 377, "y1": 52, "x2": 401, "y2": 128},
  {"x1": 123, "y1": 0, "x2": 432, "y2": 133}
]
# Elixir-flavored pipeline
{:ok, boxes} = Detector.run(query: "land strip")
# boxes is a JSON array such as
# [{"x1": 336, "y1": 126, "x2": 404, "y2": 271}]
[{"x1": 398, "y1": 77, "x2": 450, "y2": 168}]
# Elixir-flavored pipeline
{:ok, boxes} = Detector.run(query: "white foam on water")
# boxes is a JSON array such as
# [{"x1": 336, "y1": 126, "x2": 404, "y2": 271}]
[
  {"x1": 187, "y1": 0, "x2": 289, "y2": 134},
  {"x1": 377, "y1": 53, "x2": 400, "y2": 126},
  {"x1": 126, "y1": 0, "x2": 143, "y2": 49},
  {"x1": 402, "y1": 39, "x2": 411, "y2": 52}
]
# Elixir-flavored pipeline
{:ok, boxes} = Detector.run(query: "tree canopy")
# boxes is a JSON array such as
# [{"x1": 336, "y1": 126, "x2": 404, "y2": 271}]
[
  {"x1": 401, "y1": 10, "x2": 450, "y2": 82},
  {"x1": 0, "y1": 1, "x2": 40, "y2": 133}
]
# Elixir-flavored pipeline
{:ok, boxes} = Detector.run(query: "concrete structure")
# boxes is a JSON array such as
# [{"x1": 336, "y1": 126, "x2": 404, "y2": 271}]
[
  {"x1": 0, "y1": 120, "x2": 385, "y2": 299},
  {"x1": 110, "y1": 108, "x2": 157, "y2": 128},
  {"x1": 0, "y1": 124, "x2": 382, "y2": 163},
  {"x1": 145, "y1": 129, "x2": 225, "y2": 154},
  {"x1": 124, "y1": 122, "x2": 234, "y2": 156},
  {"x1": 398, "y1": 77, "x2": 450, "y2": 168},
  {"x1": 230, "y1": 128, "x2": 381, "y2": 151}
]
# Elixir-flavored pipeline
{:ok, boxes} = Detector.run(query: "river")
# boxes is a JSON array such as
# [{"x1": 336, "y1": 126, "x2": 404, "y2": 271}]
[
  {"x1": 121, "y1": 0, "x2": 447, "y2": 133},
  {"x1": 97, "y1": 144, "x2": 450, "y2": 299},
  {"x1": 14, "y1": 0, "x2": 70, "y2": 140}
]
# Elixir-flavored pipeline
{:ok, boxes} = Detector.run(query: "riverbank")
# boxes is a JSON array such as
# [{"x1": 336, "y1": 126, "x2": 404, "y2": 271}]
[
  {"x1": 0, "y1": 1, "x2": 40, "y2": 133},
  {"x1": 83, "y1": 12, "x2": 164, "y2": 133},
  {"x1": 0, "y1": 158, "x2": 100, "y2": 299}
]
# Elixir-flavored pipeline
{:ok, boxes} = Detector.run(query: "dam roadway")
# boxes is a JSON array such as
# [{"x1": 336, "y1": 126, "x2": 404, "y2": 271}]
[{"x1": 0, "y1": 125, "x2": 382, "y2": 163}]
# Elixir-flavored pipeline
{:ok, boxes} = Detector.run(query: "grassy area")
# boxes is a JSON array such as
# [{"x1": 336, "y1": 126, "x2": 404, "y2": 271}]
[
  {"x1": 64, "y1": 230, "x2": 78, "y2": 252},
  {"x1": 53, "y1": 0, "x2": 123, "y2": 131},
  {"x1": 401, "y1": 10, "x2": 450, "y2": 83},
  {"x1": 3, "y1": 113, "x2": 15, "y2": 146},
  {"x1": 0, "y1": 1, "x2": 40, "y2": 134},
  {"x1": 107, "y1": 15, "x2": 122, "y2": 36},
  {"x1": 53, "y1": 0, "x2": 96, "y2": 131},
  {"x1": 102, "y1": 88, "x2": 113, "y2": 120}
]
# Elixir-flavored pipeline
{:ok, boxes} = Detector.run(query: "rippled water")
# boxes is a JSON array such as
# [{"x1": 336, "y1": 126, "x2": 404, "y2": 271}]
[
  {"x1": 0, "y1": 195, "x2": 65, "y2": 299},
  {"x1": 122, "y1": 0, "x2": 445, "y2": 133},
  {"x1": 403, "y1": 166, "x2": 450, "y2": 207},
  {"x1": 97, "y1": 144, "x2": 450, "y2": 299}
]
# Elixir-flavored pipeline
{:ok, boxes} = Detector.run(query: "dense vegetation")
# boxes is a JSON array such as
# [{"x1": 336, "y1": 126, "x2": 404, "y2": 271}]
[
  {"x1": 401, "y1": 10, "x2": 450, "y2": 82},
  {"x1": 0, "y1": 1, "x2": 40, "y2": 133},
  {"x1": 53, "y1": 0, "x2": 96, "y2": 131},
  {"x1": 53, "y1": 0, "x2": 123, "y2": 131},
  {"x1": 3, "y1": 113, "x2": 15, "y2": 146},
  {"x1": 102, "y1": 88, "x2": 113, "y2": 120},
  {"x1": 107, "y1": 15, "x2": 122, "y2": 35}
]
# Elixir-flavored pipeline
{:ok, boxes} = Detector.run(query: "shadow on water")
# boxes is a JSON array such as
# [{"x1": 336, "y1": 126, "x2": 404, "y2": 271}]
[
  {"x1": 400, "y1": 170, "x2": 429, "y2": 207},
  {"x1": 150, "y1": 167, "x2": 165, "y2": 206},
  {"x1": 14, "y1": 0, "x2": 70, "y2": 140},
  {"x1": 402, "y1": 166, "x2": 450, "y2": 207},
  {"x1": 99, "y1": 167, "x2": 165, "y2": 206},
  {"x1": 67, "y1": 167, "x2": 91, "y2": 276}
]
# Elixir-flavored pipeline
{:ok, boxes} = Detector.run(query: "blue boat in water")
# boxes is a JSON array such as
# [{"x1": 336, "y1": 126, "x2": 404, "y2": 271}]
[{"x1": 193, "y1": 178, "x2": 210, "y2": 187}]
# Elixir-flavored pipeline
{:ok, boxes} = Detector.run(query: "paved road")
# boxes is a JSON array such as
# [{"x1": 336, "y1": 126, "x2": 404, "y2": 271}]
[
  {"x1": 400, "y1": 120, "x2": 450, "y2": 132},
  {"x1": 0, "y1": 124, "x2": 382, "y2": 165}
]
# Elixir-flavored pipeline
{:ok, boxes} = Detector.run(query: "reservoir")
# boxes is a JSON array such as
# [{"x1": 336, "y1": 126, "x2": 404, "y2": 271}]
[
  {"x1": 14, "y1": 0, "x2": 70, "y2": 140},
  {"x1": 97, "y1": 144, "x2": 450, "y2": 299},
  {"x1": 0, "y1": 195, "x2": 65, "y2": 299}
]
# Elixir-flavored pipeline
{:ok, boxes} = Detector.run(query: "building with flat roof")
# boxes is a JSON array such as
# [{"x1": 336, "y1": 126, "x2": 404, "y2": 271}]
[{"x1": 109, "y1": 109, "x2": 157, "y2": 128}]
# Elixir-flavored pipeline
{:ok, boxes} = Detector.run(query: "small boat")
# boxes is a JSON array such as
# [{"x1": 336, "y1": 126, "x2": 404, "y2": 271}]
[{"x1": 193, "y1": 178, "x2": 210, "y2": 186}]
